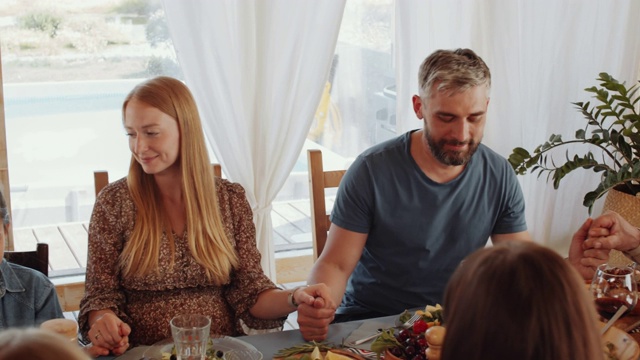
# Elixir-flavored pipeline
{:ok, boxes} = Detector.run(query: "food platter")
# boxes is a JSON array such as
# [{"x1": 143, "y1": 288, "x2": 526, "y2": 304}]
[
  {"x1": 143, "y1": 336, "x2": 263, "y2": 360},
  {"x1": 599, "y1": 322, "x2": 640, "y2": 360},
  {"x1": 272, "y1": 348, "x2": 367, "y2": 359}
]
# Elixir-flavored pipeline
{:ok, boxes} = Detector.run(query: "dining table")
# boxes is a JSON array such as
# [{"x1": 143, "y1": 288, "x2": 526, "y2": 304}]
[
  {"x1": 98, "y1": 311, "x2": 640, "y2": 360},
  {"x1": 100, "y1": 315, "x2": 397, "y2": 360}
]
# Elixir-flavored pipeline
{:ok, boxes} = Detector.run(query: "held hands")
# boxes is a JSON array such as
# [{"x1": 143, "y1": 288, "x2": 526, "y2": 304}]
[
  {"x1": 88, "y1": 312, "x2": 131, "y2": 356},
  {"x1": 294, "y1": 284, "x2": 336, "y2": 341},
  {"x1": 582, "y1": 210, "x2": 640, "y2": 252},
  {"x1": 571, "y1": 210, "x2": 640, "y2": 280},
  {"x1": 569, "y1": 218, "x2": 609, "y2": 279}
]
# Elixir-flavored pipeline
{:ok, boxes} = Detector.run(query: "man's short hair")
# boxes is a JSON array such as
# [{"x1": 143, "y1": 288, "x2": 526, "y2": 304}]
[{"x1": 418, "y1": 48, "x2": 491, "y2": 99}]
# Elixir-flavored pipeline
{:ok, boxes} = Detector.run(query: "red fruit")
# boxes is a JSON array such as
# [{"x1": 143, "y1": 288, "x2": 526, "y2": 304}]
[
  {"x1": 412, "y1": 319, "x2": 429, "y2": 334},
  {"x1": 398, "y1": 328, "x2": 412, "y2": 341}
]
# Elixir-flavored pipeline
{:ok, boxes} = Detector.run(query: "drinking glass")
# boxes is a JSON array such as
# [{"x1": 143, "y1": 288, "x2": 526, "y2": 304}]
[
  {"x1": 591, "y1": 263, "x2": 638, "y2": 319},
  {"x1": 170, "y1": 314, "x2": 211, "y2": 360}
]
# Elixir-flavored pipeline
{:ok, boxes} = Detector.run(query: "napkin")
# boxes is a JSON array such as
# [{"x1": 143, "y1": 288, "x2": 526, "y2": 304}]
[{"x1": 344, "y1": 320, "x2": 392, "y2": 351}]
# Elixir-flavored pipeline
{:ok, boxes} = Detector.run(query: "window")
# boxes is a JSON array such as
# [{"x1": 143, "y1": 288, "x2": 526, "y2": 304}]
[
  {"x1": 2, "y1": 0, "x2": 181, "y2": 230},
  {"x1": 1, "y1": 0, "x2": 396, "y2": 274}
]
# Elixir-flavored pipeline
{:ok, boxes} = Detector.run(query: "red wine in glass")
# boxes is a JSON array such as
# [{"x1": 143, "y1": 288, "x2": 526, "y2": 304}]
[
  {"x1": 590, "y1": 263, "x2": 638, "y2": 320},
  {"x1": 595, "y1": 297, "x2": 631, "y2": 319}
]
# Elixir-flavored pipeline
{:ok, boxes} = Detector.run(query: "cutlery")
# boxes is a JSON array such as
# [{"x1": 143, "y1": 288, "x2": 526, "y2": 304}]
[
  {"x1": 400, "y1": 313, "x2": 422, "y2": 328},
  {"x1": 351, "y1": 313, "x2": 423, "y2": 346},
  {"x1": 351, "y1": 329, "x2": 383, "y2": 345},
  {"x1": 601, "y1": 305, "x2": 628, "y2": 335},
  {"x1": 623, "y1": 317, "x2": 640, "y2": 333}
]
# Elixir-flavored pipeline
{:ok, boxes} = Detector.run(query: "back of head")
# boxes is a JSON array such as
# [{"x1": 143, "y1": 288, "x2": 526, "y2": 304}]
[
  {"x1": 418, "y1": 48, "x2": 491, "y2": 99},
  {"x1": 0, "y1": 328, "x2": 90, "y2": 360},
  {"x1": 441, "y1": 241, "x2": 603, "y2": 360}
]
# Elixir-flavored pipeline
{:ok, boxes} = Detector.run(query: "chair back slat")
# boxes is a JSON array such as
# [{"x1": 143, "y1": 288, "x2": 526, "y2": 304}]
[
  {"x1": 94, "y1": 171, "x2": 109, "y2": 196},
  {"x1": 4, "y1": 242, "x2": 49, "y2": 276},
  {"x1": 323, "y1": 170, "x2": 344, "y2": 188},
  {"x1": 307, "y1": 149, "x2": 346, "y2": 259},
  {"x1": 213, "y1": 163, "x2": 222, "y2": 178}
]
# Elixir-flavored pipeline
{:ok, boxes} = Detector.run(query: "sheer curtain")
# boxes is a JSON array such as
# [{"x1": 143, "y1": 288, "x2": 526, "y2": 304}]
[
  {"x1": 163, "y1": 0, "x2": 345, "y2": 278},
  {"x1": 395, "y1": 0, "x2": 640, "y2": 254}
]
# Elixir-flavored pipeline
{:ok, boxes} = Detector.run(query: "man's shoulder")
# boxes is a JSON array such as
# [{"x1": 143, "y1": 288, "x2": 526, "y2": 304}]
[
  {"x1": 7, "y1": 262, "x2": 52, "y2": 283},
  {"x1": 3, "y1": 261, "x2": 54, "y2": 293},
  {"x1": 358, "y1": 131, "x2": 411, "y2": 161}
]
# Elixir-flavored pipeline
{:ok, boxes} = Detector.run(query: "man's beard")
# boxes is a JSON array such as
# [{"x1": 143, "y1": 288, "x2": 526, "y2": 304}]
[{"x1": 425, "y1": 131, "x2": 480, "y2": 166}]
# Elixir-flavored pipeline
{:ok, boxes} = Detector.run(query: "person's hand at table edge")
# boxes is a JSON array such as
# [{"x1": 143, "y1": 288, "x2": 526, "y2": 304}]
[
  {"x1": 87, "y1": 310, "x2": 131, "y2": 356},
  {"x1": 83, "y1": 343, "x2": 110, "y2": 358},
  {"x1": 583, "y1": 210, "x2": 640, "y2": 253},
  {"x1": 295, "y1": 284, "x2": 336, "y2": 341},
  {"x1": 568, "y1": 218, "x2": 609, "y2": 280}
]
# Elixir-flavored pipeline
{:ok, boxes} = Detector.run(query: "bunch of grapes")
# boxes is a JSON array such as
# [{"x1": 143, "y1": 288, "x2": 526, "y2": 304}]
[{"x1": 386, "y1": 319, "x2": 430, "y2": 360}]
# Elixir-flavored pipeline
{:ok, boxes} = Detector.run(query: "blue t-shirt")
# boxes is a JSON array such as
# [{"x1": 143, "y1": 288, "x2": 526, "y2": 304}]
[{"x1": 331, "y1": 130, "x2": 527, "y2": 315}]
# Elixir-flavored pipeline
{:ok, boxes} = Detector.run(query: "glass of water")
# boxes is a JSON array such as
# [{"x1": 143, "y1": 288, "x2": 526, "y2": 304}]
[{"x1": 170, "y1": 314, "x2": 211, "y2": 360}]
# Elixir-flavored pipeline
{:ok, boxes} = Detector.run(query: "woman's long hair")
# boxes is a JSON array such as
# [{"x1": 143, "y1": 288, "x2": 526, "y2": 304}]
[
  {"x1": 442, "y1": 241, "x2": 604, "y2": 360},
  {"x1": 119, "y1": 76, "x2": 238, "y2": 284}
]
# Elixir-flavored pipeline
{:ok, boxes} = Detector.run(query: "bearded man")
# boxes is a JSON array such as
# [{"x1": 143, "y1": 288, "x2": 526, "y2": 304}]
[{"x1": 299, "y1": 49, "x2": 531, "y2": 329}]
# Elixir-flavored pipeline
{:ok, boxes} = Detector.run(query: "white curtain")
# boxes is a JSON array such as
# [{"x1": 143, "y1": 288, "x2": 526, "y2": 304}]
[
  {"x1": 163, "y1": 0, "x2": 346, "y2": 279},
  {"x1": 395, "y1": 0, "x2": 640, "y2": 254}
]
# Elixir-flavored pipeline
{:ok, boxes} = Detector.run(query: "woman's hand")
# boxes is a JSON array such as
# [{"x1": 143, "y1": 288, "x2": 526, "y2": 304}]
[
  {"x1": 568, "y1": 218, "x2": 609, "y2": 279},
  {"x1": 82, "y1": 343, "x2": 111, "y2": 358},
  {"x1": 88, "y1": 311, "x2": 131, "y2": 355},
  {"x1": 293, "y1": 283, "x2": 336, "y2": 310},
  {"x1": 584, "y1": 210, "x2": 640, "y2": 252},
  {"x1": 295, "y1": 283, "x2": 336, "y2": 341}
]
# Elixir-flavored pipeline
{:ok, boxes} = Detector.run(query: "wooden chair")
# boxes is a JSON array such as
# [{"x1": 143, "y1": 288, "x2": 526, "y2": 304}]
[
  {"x1": 307, "y1": 149, "x2": 346, "y2": 259},
  {"x1": 93, "y1": 164, "x2": 222, "y2": 196},
  {"x1": 4, "y1": 242, "x2": 49, "y2": 276}
]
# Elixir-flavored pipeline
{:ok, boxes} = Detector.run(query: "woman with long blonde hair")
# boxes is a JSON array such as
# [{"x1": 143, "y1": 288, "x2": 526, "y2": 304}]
[
  {"x1": 442, "y1": 241, "x2": 605, "y2": 360},
  {"x1": 78, "y1": 77, "x2": 334, "y2": 356}
]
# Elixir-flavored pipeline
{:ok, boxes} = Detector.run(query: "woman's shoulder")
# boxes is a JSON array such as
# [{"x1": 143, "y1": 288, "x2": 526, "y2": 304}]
[
  {"x1": 215, "y1": 177, "x2": 247, "y2": 198},
  {"x1": 96, "y1": 177, "x2": 130, "y2": 200}
]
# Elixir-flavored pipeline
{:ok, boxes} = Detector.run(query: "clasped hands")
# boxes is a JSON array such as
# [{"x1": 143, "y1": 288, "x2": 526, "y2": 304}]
[
  {"x1": 571, "y1": 210, "x2": 640, "y2": 280},
  {"x1": 86, "y1": 311, "x2": 131, "y2": 357},
  {"x1": 293, "y1": 283, "x2": 337, "y2": 342}
]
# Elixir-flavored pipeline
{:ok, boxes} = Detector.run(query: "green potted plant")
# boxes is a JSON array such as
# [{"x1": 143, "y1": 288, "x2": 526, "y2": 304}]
[{"x1": 508, "y1": 72, "x2": 640, "y2": 214}]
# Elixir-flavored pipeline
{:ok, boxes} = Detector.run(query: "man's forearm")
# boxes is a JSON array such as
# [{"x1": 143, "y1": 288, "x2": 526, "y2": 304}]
[{"x1": 307, "y1": 261, "x2": 349, "y2": 306}]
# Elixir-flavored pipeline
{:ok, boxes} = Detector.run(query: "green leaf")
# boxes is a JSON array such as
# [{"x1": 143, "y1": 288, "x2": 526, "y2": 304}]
[
  {"x1": 623, "y1": 114, "x2": 640, "y2": 122},
  {"x1": 549, "y1": 134, "x2": 563, "y2": 143},
  {"x1": 612, "y1": 95, "x2": 629, "y2": 102},
  {"x1": 512, "y1": 147, "x2": 531, "y2": 158}
]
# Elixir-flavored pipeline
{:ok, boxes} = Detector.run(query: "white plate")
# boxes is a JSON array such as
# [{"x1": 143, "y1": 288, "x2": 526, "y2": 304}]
[
  {"x1": 599, "y1": 322, "x2": 640, "y2": 360},
  {"x1": 142, "y1": 336, "x2": 263, "y2": 360}
]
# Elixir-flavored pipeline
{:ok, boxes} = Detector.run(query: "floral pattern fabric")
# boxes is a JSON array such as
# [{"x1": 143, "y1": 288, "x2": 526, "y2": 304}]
[{"x1": 78, "y1": 177, "x2": 283, "y2": 346}]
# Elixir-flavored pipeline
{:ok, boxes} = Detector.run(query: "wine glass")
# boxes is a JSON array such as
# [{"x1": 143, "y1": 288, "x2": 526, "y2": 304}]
[{"x1": 590, "y1": 263, "x2": 638, "y2": 320}]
